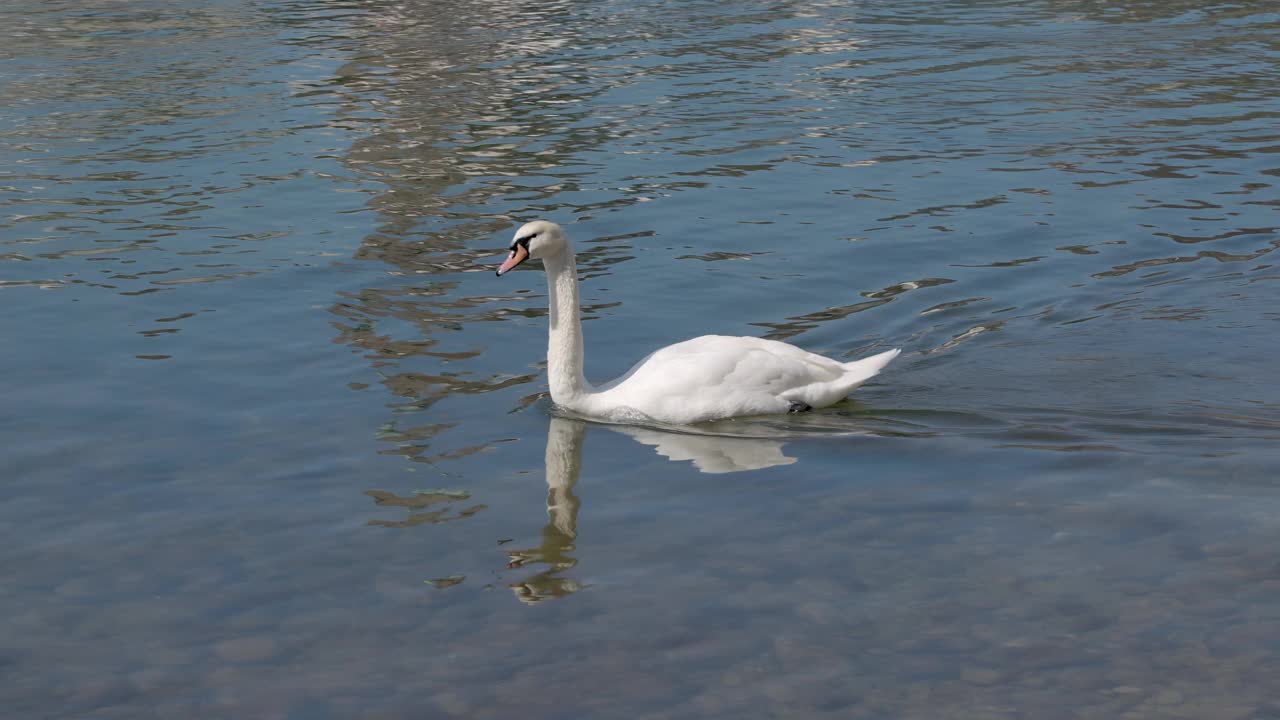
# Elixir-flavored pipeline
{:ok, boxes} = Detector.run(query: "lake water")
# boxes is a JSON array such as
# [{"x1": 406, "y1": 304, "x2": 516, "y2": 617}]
[{"x1": 4, "y1": 0, "x2": 1280, "y2": 717}]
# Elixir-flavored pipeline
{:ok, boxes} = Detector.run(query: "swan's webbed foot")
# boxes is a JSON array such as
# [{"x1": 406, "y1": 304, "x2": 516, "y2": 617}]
[{"x1": 788, "y1": 401, "x2": 812, "y2": 413}]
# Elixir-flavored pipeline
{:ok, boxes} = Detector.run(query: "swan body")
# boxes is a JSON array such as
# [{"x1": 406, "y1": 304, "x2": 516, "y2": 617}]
[{"x1": 496, "y1": 220, "x2": 899, "y2": 425}]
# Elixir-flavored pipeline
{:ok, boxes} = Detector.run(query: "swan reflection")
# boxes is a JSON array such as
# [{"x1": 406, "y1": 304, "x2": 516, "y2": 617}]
[
  {"x1": 506, "y1": 417, "x2": 585, "y2": 604},
  {"x1": 611, "y1": 425, "x2": 796, "y2": 474},
  {"x1": 504, "y1": 417, "x2": 795, "y2": 603}
]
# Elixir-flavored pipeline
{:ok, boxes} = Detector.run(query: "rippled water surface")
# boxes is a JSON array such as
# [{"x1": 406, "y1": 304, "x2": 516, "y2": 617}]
[{"x1": 4, "y1": 0, "x2": 1280, "y2": 717}]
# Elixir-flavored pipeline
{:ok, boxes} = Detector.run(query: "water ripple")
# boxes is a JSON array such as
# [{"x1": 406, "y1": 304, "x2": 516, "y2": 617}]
[{"x1": 6, "y1": 1, "x2": 1280, "y2": 714}]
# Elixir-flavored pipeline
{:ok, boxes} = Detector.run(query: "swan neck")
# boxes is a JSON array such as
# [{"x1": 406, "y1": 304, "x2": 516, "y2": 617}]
[{"x1": 544, "y1": 251, "x2": 591, "y2": 404}]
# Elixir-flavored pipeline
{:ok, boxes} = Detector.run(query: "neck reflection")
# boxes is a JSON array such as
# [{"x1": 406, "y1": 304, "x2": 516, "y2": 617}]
[{"x1": 506, "y1": 417, "x2": 585, "y2": 604}]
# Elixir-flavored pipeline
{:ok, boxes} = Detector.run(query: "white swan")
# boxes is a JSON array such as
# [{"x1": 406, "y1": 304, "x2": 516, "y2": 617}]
[{"x1": 496, "y1": 220, "x2": 900, "y2": 425}]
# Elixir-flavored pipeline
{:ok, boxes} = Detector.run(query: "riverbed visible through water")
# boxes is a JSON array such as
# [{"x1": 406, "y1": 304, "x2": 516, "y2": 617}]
[{"x1": 3, "y1": 1, "x2": 1280, "y2": 717}]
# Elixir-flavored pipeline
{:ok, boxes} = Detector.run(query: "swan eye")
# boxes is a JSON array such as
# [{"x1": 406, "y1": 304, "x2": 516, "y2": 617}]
[{"x1": 513, "y1": 232, "x2": 537, "y2": 249}]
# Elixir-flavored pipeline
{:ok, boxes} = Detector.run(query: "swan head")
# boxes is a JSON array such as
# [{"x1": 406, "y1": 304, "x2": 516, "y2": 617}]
[{"x1": 496, "y1": 220, "x2": 568, "y2": 276}]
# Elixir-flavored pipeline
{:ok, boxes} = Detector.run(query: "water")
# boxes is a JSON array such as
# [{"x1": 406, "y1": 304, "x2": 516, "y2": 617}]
[{"x1": 3, "y1": 0, "x2": 1279, "y2": 716}]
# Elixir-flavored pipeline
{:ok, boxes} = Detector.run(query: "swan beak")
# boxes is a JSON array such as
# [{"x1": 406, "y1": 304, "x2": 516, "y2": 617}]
[{"x1": 496, "y1": 244, "x2": 529, "y2": 276}]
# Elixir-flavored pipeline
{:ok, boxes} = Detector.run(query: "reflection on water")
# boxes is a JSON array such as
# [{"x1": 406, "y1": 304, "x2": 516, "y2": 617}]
[
  {"x1": 615, "y1": 425, "x2": 797, "y2": 474},
  {"x1": 365, "y1": 489, "x2": 486, "y2": 528},
  {"x1": 505, "y1": 418, "x2": 585, "y2": 604},
  {"x1": 389, "y1": 416, "x2": 803, "y2": 603}
]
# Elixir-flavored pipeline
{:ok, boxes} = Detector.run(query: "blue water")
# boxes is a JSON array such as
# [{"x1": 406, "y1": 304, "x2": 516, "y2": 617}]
[{"x1": 3, "y1": 0, "x2": 1280, "y2": 717}]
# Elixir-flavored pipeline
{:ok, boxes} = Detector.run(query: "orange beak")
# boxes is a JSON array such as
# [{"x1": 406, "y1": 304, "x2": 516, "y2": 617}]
[{"x1": 496, "y1": 244, "x2": 529, "y2": 276}]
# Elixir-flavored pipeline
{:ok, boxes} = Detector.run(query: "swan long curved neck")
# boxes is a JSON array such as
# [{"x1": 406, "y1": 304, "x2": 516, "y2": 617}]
[{"x1": 543, "y1": 250, "x2": 593, "y2": 403}]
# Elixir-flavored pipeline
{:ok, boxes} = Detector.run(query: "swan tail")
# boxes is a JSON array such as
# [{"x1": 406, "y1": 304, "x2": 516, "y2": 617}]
[
  {"x1": 781, "y1": 348, "x2": 900, "y2": 409},
  {"x1": 840, "y1": 348, "x2": 901, "y2": 384}
]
